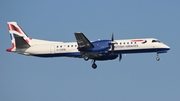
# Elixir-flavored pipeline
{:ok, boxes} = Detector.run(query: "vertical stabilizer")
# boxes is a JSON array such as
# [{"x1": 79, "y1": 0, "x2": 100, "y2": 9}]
[{"x1": 6, "y1": 22, "x2": 31, "y2": 52}]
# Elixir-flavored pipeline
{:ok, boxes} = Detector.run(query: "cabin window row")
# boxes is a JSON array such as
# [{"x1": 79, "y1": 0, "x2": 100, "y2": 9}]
[
  {"x1": 57, "y1": 45, "x2": 78, "y2": 48},
  {"x1": 56, "y1": 42, "x2": 137, "y2": 48},
  {"x1": 118, "y1": 42, "x2": 136, "y2": 45}
]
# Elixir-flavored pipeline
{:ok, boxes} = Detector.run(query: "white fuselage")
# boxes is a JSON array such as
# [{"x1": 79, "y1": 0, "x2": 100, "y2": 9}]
[{"x1": 15, "y1": 38, "x2": 170, "y2": 58}]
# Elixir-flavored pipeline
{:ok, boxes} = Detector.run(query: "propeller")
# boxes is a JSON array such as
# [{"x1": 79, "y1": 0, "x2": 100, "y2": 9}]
[
  {"x1": 111, "y1": 33, "x2": 114, "y2": 41},
  {"x1": 119, "y1": 54, "x2": 122, "y2": 61},
  {"x1": 110, "y1": 33, "x2": 117, "y2": 54}
]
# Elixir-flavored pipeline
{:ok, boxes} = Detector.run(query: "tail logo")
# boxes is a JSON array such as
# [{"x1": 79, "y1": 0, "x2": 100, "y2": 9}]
[
  {"x1": 6, "y1": 22, "x2": 32, "y2": 52},
  {"x1": 8, "y1": 24, "x2": 22, "y2": 34}
]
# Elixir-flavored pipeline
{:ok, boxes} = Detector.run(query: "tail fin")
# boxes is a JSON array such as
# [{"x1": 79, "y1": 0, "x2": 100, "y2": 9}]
[{"x1": 6, "y1": 22, "x2": 31, "y2": 52}]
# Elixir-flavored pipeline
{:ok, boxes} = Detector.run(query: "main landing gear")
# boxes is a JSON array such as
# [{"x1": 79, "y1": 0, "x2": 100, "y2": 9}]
[
  {"x1": 83, "y1": 55, "x2": 97, "y2": 69},
  {"x1": 92, "y1": 60, "x2": 97, "y2": 69},
  {"x1": 156, "y1": 53, "x2": 160, "y2": 61},
  {"x1": 83, "y1": 55, "x2": 89, "y2": 61}
]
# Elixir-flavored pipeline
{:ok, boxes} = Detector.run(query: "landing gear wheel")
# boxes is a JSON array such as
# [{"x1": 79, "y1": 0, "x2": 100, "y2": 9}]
[
  {"x1": 92, "y1": 63, "x2": 97, "y2": 69},
  {"x1": 156, "y1": 53, "x2": 160, "y2": 61},
  {"x1": 156, "y1": 57, "x2": 160, "y2": 61},
  {"x1": 84, "y1": 56, "x2": 89, "y2": 61}
]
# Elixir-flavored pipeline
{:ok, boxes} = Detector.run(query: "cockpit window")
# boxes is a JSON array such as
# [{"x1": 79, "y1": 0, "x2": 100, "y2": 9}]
[
  {"x1": 152, "y1": 40, "x2": 157, "y2": 42},
  {"x1": 152, "y1": 40, "x2": 161, "y2": 43}
]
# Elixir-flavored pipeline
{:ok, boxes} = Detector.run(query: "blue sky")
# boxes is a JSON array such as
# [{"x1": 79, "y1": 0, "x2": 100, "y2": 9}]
[{"x1": 0, "y1": 0, "x2": 180, "y2": 101}]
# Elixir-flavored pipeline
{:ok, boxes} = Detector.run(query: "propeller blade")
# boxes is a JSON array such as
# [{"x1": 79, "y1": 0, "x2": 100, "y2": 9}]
[
  {"x1": 112, "y1": 45, "x2": 114, "y2": 54},
  {"x1": 111, "y1": 33, "x2": 114, "y2": 41},
  {"x1": 111, "y1": 33, "x2": 115, "y2": 54},
  {"x1": 119, "y1": 54, "x2": 122, "y2": 61}
]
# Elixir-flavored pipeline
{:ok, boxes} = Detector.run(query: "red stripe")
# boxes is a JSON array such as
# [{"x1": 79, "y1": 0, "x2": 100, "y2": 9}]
[
  {"x1": 8, "y1": 24, "x2": 11, "y2": 30},
  {"x1": 10, "y1": 24, "x2": 22, "y2": 34},
  {"x1": 131, "y1": 40, "x2": 144, "y2": 42},
  {"x1": 11, "y1": 24, "x2": 14, "y2": 30},
  {"x1": 16, "y1": 27, "x2": 22, "y2": 34},
  {"x1": 6, "y1": 43, "x2": 15, "y2": 52},
  {"x1": 25, "y1": 39, "x2": 29, "y2": 43}
]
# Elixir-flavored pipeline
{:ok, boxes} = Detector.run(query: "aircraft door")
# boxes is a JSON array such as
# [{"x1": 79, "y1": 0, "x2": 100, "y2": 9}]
[{"x1": 50, "y1": 46, "x2": 55, "y2": 54}]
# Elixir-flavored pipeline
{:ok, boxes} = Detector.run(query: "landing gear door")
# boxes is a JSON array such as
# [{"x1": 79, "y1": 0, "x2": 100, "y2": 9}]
[{"x1": 50, "y1": 46, "x2": 55, "y2": 54}]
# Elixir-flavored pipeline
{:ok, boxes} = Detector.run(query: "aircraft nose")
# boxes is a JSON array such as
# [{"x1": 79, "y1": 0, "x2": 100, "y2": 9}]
[{"x1": 164, "y1": 44, "x2": 170, "y2": 50}]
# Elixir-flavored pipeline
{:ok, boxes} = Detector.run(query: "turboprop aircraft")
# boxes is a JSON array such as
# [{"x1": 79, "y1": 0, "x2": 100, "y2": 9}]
[{"x1": 6, "y1": 22, "x2": 170, "y2": 69}]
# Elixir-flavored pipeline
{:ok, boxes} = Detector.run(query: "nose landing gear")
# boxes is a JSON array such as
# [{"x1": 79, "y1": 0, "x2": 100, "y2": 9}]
[{"x1": 156, "y1": 53, "x2": 160, "y2": 61}]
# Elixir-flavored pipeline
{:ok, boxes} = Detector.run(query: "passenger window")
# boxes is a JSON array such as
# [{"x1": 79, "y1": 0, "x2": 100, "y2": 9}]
[
  {"x1": 71, "y1": 45, "x2": 73, "y2": 47},
  {"x1": 131, "y1": 42, "x2": 133, "y2": 44},
  {"x1": 120, "y1": 43, "x2": 122, "y2": 45},
  {"x1": 127, "y1": 42, "x2": 129, "y2": 44},
  {"x1": 124, "y1": 42, "x2": 125, "y2": 44}
]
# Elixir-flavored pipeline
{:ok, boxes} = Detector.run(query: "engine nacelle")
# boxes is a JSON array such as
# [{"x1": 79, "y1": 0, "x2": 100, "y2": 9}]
[
  {"x1": 78, "y1": 40, "x2": 111, "y2": 52},
  {"x1": 92, "y1": 54, "x2": 118, "y2": 61}
]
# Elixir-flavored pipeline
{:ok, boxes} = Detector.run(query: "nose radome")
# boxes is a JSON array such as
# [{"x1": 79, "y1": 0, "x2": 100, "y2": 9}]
[{"x1": 163, "y1": 44, "x2": 170, "y2": 50}]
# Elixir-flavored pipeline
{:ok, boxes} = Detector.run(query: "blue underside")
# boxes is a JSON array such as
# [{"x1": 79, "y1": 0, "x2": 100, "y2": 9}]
[{"x1": 31, "y1": 48, "x2": 169, "y2": 59}]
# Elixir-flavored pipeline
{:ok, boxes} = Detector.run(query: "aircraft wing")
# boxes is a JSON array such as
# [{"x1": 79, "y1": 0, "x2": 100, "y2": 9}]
[{"x1": 74, "y1": 32, "x2": 94, "y2": 49}]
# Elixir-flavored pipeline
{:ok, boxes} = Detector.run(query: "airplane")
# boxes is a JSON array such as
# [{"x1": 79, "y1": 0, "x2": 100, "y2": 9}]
[{"x1": 6, "y1": 22, "x2": 170, "y2": 69}]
